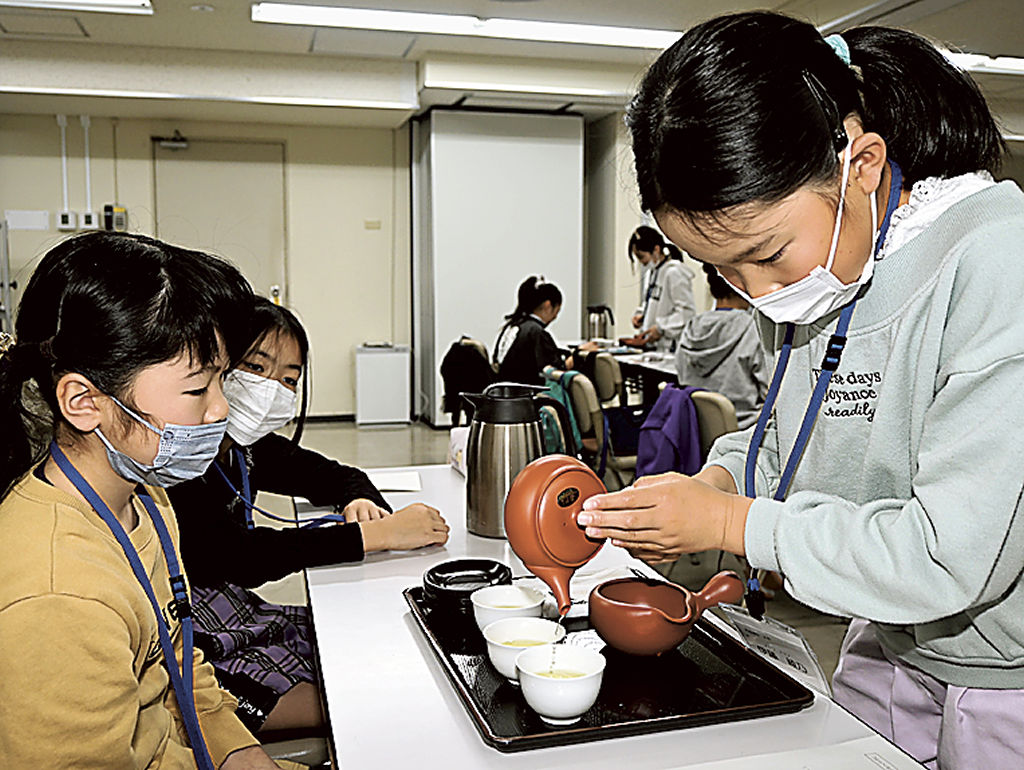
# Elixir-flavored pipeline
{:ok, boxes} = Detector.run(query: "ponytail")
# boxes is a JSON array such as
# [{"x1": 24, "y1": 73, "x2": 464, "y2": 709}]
[
  {"x1": 0, "y1": 341, "x2": 52, "y2": 496},
  {"x1": 845, "y1": 26, "x2": 1004, "y2": 185},
  {"x1": 505, "y1": 275, "x2": 564, "y2": 320},
  {"x1": 628, "y1": 225, "x2": 665, "y2": 264},
  {"x1": 629, "y1": 11, "x2": 1005, "y2": 221}
]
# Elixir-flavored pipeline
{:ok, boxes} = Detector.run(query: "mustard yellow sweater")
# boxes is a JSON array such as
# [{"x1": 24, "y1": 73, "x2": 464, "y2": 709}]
[{"x1": 0, "y1": 470, "x2": 258, "y2": 767}]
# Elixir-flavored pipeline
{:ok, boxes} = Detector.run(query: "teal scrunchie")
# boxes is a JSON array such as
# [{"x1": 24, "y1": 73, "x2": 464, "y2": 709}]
[{"x1": 825, "y1": 33, "x2": 851, "y2": 65}]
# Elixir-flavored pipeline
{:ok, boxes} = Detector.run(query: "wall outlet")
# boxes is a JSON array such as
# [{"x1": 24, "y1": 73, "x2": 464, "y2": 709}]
[
  {"x1": 57, "y1": 210, "x2": 77, "y2": 231},
  {"x1": 103, "y1": 204, "x2": 128, "y2": 232},
  {"x1": 79, "y1": 211, "x2": 99, "y2": 230}
]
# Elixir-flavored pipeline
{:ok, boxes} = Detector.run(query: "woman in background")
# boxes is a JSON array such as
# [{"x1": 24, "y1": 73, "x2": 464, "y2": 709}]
[
  {"x1": 628, "y1": 225, "x2": 696, "y2": 351},
  {"x1": 171, "y1": 297, "x2": 449, "y2": 735}
]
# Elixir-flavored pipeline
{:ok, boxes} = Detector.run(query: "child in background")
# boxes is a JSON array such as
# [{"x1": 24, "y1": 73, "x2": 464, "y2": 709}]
[
  {"x1": 494, "y1": 275, "x2": 595, "y2": 385},
  {"x1": 674, "y1": 263, "x2": 769, "y2": 428},
  {"x1": 628, "y1": 225, "x2": 696, "y2": 351},
  {"x1": 0, "y1": 232, "x2": 280, "y2": 768},
  {"x1": 170, "y1": 297, "x2": 449, "y2": 734}
]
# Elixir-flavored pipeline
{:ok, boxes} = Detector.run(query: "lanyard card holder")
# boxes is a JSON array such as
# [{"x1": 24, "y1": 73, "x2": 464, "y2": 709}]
[{"x1": 718, "y1": 603, "x2": 832, "y2": 697}]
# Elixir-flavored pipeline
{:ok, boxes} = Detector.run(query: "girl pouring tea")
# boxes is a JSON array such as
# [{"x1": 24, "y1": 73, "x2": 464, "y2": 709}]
[{"x1": 579, "y1": 11, "x2": 1024, "y2": 769}]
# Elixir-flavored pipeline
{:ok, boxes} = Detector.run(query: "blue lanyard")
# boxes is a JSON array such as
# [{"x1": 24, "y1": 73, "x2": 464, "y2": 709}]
[
  {"x1": 213, "y1": 447, "x2": 345, "y2": 529},
  {"x1": 744, "y1": 160, "x2": 904, "y2": 501},
  {"x1": 49, "y1": 443, "x2": 215, "y2": 770},
  {"x1": 642, "y1": 259, "x2": 665, "y2": 320}
]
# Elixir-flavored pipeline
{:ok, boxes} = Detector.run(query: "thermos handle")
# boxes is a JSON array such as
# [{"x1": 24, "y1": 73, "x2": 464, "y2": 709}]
[{"x1": 484, "y1": 381, "x2": 546, "y2": 395}]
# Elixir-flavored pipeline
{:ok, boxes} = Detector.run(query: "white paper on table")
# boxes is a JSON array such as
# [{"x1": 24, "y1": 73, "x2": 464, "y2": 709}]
[
  {"x1": 668, "y1": 734, "x2": 926, "y2": 769},
  {"x1": 366, "y1": 470, "x2": 422, "y2": 492}
]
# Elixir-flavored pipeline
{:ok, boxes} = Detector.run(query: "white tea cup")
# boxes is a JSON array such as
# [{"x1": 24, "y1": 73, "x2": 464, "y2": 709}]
[
  {"x1": 482, "y1": 617, "x2": 566, "y2": 682},
  {"x1": 470, "y1": 585, "x2": 545, "y2": 632},
  {"x1": 516, "y1": 644, "x2": 606, "y2": 724}
]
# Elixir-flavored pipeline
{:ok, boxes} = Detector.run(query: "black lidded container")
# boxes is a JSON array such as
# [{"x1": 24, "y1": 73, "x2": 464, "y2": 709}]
[{"x1": 422, "y1": 558, "x2": 513, "y2": 616}]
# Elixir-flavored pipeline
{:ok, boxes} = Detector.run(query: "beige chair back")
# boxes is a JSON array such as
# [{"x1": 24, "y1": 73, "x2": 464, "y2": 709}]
[
  {"x1": 567, "y1": 372, "x2": 602, "y2": 438},
  {"x1": 690, "y1": 390, "x2": 739, "y2": 459},
  {"x1": 460, "y1": 336, "x2": 488, "y2": 361},
  {"x1": 545, "y1": 366, "x2": 602, "y2": 445},
  {"x1": 460, "y1": 336, "x2": 495, "y2": 373},
  {"x1": 592, "y1": 352, "x2": 623, "y2": 405}
]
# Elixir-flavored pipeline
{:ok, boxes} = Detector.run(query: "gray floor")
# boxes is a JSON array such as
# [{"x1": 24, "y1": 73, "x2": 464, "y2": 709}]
[{"x1": 299, "y1": 419, "x2": 848, "y2": 681}]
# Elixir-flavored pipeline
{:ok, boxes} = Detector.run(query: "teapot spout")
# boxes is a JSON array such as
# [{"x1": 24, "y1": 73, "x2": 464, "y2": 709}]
[{"x1": 527, "y1": 565, "x2": 574, "y2": 617}]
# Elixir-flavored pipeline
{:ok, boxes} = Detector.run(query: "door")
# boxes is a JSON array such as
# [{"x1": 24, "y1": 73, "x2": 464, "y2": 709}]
[{"x1": 153, "y1": 138, "x2": 287, "y2": 301}]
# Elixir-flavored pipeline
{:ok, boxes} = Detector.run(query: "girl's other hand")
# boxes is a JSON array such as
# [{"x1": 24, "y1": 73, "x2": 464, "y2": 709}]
[
  {"x1": 576, "y1": 473, "x2": 752, "y2": 563},
  {"x1": 341, "y1": 498, "x2": 389, "y2": 522},
  {"x1": 631, "y1": 313, "x2": 644, "y2": 329},
  {"x1": 360, "y1": 503, "x2": 449, "y2": 553}
]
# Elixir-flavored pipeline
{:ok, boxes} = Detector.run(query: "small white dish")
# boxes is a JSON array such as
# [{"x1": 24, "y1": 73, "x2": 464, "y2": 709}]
[
  {"x1": 470, "y1": 584, "x2": 545, "y2": 632},
  {"x1": 516, "y1": 644, "x2": 606, "y2": 725},
  {"x1": 482, "y1": 617, "x2": 566, "y2": 683}
]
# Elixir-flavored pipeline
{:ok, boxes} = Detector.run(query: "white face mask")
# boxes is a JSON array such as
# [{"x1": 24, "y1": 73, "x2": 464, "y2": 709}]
[
  {"x1": 223, "y1": 369, "x2": 298, "y2": 446},
  {"x1": 726, "y1": 141, "x2": 879, "y2": 325}
]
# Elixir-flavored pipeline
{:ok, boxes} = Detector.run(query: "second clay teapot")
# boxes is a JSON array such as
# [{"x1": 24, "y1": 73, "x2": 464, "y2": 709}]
[
  {"x1": 503, "y1": 455, "x2": 607, "y2": 615},
  {"x1": 589, "y1": 571, "x2": 744, "y2": 655}
]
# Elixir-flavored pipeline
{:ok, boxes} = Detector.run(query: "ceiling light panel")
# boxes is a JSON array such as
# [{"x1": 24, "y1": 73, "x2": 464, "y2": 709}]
[
  {"x1": 0, "y1": 0, "x2": 151, "y2": 13},
  {"x1": 251, "y1": 3, "x2": 680, "y2": 49},
  {"x1": 947, "y1": 51, "x2": 1024, "y2": 76}
]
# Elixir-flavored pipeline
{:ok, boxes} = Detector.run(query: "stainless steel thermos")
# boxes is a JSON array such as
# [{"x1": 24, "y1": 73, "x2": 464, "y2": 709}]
[
  {"x1": 461, "y1": 383, "x2": 573, "y2": 538},
  {"x1": 586, "y1": 304, "x2": 615, "y2": 340}
]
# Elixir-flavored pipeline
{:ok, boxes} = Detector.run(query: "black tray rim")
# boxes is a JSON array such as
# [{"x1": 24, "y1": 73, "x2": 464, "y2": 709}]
[{"x1": 403, "y1": 585, "x2": 815, "y2": 753}]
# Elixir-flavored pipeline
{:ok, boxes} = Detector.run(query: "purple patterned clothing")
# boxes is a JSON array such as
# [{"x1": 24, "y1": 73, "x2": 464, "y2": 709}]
[{"x1": 192, "y1": 582, "x2": 315, "y2": 731}]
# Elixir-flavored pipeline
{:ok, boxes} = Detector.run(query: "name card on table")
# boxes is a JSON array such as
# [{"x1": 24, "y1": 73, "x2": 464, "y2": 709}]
[{"x1": 718, "y1": 603, "x2": 832, "y2": 696}]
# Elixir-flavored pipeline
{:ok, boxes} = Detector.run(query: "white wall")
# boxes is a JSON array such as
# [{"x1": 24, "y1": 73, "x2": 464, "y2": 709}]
[
  {"x1": 584, "y1": 112, "x2": 711, "y2": 340},
  {"x1": 0, "y1": 113, "x2": 409, "y2": 416},
  {"x1": 414, "y1": 110, "x2": 584, "y2": 425}
]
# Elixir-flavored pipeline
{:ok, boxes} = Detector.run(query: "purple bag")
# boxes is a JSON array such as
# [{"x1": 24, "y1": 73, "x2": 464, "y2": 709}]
[{"x1": 635, "y1": 385, "x2": 704, "y2": 478}]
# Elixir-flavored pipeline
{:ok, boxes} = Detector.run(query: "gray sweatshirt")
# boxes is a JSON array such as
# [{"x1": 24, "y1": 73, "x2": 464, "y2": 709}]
[
  {"x1": 707, "y1": 181, "x2": 1024, "y2": 688},
  {"x1": 674, "y1": 308, "x2": 770, "y2": 429}
]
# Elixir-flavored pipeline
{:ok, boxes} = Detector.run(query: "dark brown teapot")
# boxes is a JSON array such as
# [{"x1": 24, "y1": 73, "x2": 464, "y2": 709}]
[{"x1": 589, "y1": 571, "x2": 744, "y2": 656}]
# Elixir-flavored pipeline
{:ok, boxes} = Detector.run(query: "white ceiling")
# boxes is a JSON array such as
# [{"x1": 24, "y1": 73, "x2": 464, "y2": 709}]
[
  {"x1": 0, "y1": 0, "x2": 1020, "y2": 60},
  {"x1": 1, "y1": 0, "x2": 1023, "y2": 125}
]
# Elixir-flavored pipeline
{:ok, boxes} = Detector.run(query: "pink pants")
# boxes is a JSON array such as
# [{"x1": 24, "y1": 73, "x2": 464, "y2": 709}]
[{"x1": 831, "y1": 619, "x2": 1024, "y2": 769}]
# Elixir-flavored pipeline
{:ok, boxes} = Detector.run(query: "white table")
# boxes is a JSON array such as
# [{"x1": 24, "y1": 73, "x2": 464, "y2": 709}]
[
  {"x1": 613, "y1": 351, "x2": 679, "y2": 378},
  {"x1": 612, "y1": 351, "x2": 678, "y2": 404},
  {"x1": 305, "y1": 465, "x2": 923, "y2": 770}
]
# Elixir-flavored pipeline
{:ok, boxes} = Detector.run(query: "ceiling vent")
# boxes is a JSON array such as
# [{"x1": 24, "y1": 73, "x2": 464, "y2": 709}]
[{"x1": 0, "y1": 10, "x2": 87, "y2": 37}]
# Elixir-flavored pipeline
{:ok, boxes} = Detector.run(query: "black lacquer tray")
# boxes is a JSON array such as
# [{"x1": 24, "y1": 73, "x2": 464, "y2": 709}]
[{"x1": 403, "y1": 586, "x2": 814, "y2": 752}]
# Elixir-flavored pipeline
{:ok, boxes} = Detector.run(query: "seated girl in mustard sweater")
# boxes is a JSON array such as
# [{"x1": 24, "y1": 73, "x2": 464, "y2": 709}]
[{"x1": 0, "y1": 232, "x2": 281, "y2": 768}]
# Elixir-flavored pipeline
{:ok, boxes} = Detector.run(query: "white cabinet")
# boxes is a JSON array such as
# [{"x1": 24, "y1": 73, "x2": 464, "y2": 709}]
[{"x1": 355, "y1": 345, "x2": 411, "y2": 425}]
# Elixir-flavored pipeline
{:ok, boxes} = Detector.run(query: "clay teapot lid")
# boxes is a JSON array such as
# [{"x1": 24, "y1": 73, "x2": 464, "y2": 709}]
[{"x1": 505, "y1": 455, "x2": 606, "y2": 567}]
